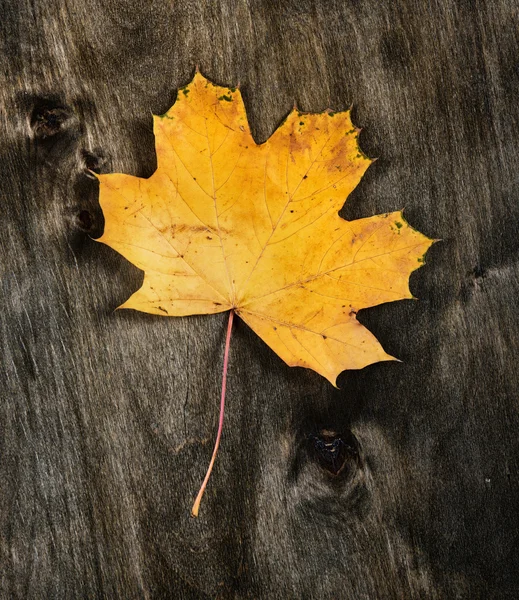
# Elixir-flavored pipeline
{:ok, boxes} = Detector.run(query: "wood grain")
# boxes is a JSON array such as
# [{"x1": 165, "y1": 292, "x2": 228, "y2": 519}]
[{"x1": 1, "y1": 1, "x2": 518, "y2": 598}]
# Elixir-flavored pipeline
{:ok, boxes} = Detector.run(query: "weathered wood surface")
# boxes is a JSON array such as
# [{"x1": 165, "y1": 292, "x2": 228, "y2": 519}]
[{"x1": 1, "y1": 1, "x2": 518, "y2": 598}]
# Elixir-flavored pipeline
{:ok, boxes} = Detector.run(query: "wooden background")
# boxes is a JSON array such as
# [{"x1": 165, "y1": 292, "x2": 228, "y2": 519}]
[{"x1": 1, "y1": 0, "x2": 518, "y2": 598}]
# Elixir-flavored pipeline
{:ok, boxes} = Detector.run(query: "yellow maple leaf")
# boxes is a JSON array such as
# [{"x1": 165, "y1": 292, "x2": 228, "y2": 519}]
[{"x1": 96, "y1": 72, "x2": 433, "y2": 386}]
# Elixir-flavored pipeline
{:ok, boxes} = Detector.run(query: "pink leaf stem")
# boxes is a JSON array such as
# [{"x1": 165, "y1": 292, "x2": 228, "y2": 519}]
[{"x1": 191, "y1": 309, "x2": 234, "y2": 517}]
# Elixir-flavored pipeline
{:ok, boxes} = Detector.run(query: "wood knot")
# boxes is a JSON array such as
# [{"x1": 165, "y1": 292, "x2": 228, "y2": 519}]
[
  {"x1": 308, "y1": 429, "x2": 360, "y2": 476},
  {"x1": 30, "y1": 100, "x2": 72, "y2": 139}
]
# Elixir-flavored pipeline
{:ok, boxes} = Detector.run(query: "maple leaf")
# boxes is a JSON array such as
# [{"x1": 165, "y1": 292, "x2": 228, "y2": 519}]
[{"x1": 96, "y1": 72, "x2": 433, "y2": 386}]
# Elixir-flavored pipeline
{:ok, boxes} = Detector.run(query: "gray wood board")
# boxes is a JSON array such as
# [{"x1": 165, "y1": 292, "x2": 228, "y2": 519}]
[{"x1": 1, "y1": 0, "x2": 518, "y2": 598}]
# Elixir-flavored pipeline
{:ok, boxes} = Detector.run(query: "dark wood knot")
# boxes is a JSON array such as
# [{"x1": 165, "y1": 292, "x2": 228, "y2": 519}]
[
  {"x1": 308, "y1": 429, "x2": 359, "y2": 476},
  {"x1": 30, "y1": 100, "x2": 72, "y2": 139}
]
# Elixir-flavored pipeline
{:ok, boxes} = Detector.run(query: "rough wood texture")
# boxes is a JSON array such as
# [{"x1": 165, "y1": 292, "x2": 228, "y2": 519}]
[{"x1": 1, "y1": 1, "x2": 518, "y2": 598}]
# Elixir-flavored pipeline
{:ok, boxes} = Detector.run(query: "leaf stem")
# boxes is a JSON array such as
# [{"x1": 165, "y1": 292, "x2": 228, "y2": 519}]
[{"x1": 191, "y1": 309, "x2": 234, "y2": 517}]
